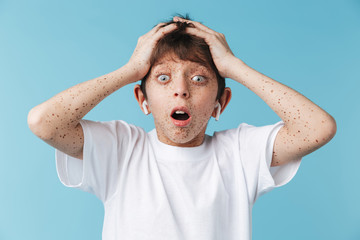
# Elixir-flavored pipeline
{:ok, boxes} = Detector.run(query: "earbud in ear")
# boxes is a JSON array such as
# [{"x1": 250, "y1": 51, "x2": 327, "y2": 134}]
[
  {"x1": 142, "y1": 100, "x2": 149, "y2": 115},
  {"x1": 215, "y1": 102, "x2": 221, "y2": 121}
]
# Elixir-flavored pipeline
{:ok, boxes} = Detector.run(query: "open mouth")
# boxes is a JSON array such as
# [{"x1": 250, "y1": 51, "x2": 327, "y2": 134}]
[
  {"x1": 170, "y1": 107, "x2": 191, "y2": 127},
  {"x1": 171, "y1": 110, "x2": 190, "y2": 121}
]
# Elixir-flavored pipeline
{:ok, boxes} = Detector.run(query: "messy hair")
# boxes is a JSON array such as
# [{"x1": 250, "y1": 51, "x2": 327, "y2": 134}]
[{"x1": 140, "y1": 14, "x2": 225, "y2": 100}]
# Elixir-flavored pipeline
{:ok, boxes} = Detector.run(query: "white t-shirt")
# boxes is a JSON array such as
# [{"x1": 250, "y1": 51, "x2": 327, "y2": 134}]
[{"x1": 56, "y1": 119, "x2": 301, "y2": 240}]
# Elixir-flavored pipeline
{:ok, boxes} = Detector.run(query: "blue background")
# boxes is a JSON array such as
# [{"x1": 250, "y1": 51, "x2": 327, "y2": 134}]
[{"x1": 1, "y1": 0, "x2": 359, "y2": 239}]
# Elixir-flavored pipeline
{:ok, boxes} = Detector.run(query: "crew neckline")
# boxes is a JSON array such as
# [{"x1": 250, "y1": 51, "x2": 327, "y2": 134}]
[{"x1": 148, "y1": 129, "x2": 212, "y2": 162}]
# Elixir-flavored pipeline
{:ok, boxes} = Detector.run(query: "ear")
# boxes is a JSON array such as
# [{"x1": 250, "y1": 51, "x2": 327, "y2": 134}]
[
  {"x1": 212, "y1": 87, "x2": 232, "y2": 118},
  {"x1": 134, "y1": 84, "x2": 150, "y2": 114}
]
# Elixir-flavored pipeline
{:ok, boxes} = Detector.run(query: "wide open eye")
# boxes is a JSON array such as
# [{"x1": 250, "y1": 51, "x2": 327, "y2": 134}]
[
  {"x1": 158, "y1": 74, "x2": 170, "y2": 82},
  {"x1": 191, "y1": 75, "x2": 205, "y2": 83}
]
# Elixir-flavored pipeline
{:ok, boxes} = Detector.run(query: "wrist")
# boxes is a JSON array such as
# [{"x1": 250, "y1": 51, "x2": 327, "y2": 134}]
[
  {"x1": 222, "y1": 56, "x2": 248, "y2": 80},
  {"x1": 124, "y1": 61, "x2": 150, "y2": 82},
  {"x1": 120, "y1": 62, "x2": 144, "y2": 84}
]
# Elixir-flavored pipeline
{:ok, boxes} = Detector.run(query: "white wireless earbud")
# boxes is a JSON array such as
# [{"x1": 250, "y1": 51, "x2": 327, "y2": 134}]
[
  {"x1": 142, "y1": 100, "x2": 149, "y2": 115},
  {"x1": 215, "y1": 102, "x2": 221, "y2": 121}
]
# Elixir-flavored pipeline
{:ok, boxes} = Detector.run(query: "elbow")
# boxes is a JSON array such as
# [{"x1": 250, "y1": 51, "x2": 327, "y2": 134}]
[
  {"x1": 27, "y1": 106, "x2": 55, "y2": 140},
  {"x1": 327, "y1": 115, "x2": 337, "y2": 139},
  {"x1": 320, "y1": 114, "x2": 337, "y2": 144}
]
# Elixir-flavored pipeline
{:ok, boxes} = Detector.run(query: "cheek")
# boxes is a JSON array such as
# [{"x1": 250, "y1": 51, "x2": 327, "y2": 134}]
[
  {"x1": 189, "y1": 97, "x2": 216, "y2": 122},
  {"x1": 145, "y1": 88, "x2": 170, "y2": 117},
  {"x1": 192, "y1": 85, "x2": 218, "y2": 111}
]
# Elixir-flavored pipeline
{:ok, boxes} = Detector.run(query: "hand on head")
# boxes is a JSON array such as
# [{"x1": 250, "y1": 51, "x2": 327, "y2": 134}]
[
  {"x1": 127, "y1": 22, "x2": 178, "y2": 81},
  {"x1": 172, "y1": 16, "x2": 236, "y2": 78},
  {"x1": 128, "y1": 16, "x2": 236, "y2": 82}
]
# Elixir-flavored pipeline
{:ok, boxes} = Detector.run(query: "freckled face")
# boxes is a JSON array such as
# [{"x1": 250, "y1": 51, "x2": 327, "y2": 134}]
[{"x1": 145, "y1": 54, "x2": 219, "y2": 147}]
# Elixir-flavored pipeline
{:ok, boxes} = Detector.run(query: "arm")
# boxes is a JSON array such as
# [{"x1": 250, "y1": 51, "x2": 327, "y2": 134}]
[
  {"x1": 27, "y1": 66, "x2": 135, "y2": 160},
  {"x1": 225, "y1": 58, "x2": 337, "y2": 166},
  {"x1": 173, "y1": 17, "x2": 337, "y2": 166},
  {"x1": 28, "y1": 22, "x2": 178, "y2": 160}
]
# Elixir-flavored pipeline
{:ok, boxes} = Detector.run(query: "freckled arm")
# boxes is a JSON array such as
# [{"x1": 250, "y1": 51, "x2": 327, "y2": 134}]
[
  {"x1": 27, "y1": 64, "x2": 138, "y2": 160},
  {"x1": 27, "y1": 22, "x2": 179, "y2": 160},
  {"x1": 226, "y1": 57, "x2": 337, "y2": 166}
]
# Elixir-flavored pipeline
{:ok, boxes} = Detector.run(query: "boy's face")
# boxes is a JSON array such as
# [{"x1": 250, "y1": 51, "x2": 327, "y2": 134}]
[{"x1": 144, "y1": 52, "x2": 219, "y2": 147}]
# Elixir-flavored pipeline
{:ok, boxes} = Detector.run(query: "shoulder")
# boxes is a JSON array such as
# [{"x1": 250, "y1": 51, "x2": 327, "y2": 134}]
[
  {"x1": 80, "y1": 119, "x2": 145, "y2": 131},
  {"x1": 239, "y1": 121, "x2": 284, "y2": 140},
  {"x1": 211, "y1": 121, "x2": 284, "y2": 148},
  {"x1": 80, "y1": 119, "x2": 147, "y2": 142}
]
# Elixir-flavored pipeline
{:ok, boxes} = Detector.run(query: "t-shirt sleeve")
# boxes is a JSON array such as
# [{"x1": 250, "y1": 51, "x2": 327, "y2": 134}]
[
  {"x1": 55, "y1": 119, "x2": 145, "y2": 203},
  {"x1": 239, "y1": 121, "x2": 302, "y2": 202}
]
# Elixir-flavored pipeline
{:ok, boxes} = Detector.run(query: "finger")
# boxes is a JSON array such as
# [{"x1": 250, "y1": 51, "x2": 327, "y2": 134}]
[
  {"x1": 152, "y1": 22, "x2": 178, "y2": 39},
  {"x1": 184, "y1": 27, "x2": 230, "y2": 55},
  {"x1": 173, "y1": 17, "x2": 214, "y2": 35},
  {"x1": 149, "y1": 22, "x2": 169, "y2": 34},
  {"x1": 145, "y1": 22, "x2": 175, "y2": 37},
  {"x1": 184, "y1": 26, "x2": 212, "y2": 42}
]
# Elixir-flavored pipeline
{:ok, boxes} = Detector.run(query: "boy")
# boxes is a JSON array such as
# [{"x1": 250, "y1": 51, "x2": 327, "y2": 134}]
[{"x1": 28, "y1": 16, "x2": 336, "y2": 240}]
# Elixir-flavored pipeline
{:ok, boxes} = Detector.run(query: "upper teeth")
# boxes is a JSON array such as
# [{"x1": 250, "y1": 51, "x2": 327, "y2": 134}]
[{"x1": 175, "y1": 111, "x2": 185, "y2": 114}]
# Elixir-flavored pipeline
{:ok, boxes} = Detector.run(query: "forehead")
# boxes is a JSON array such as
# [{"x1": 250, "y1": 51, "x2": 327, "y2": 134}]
[{"x1": 151, "y1": 52, "x2": 213, "y2": 72}]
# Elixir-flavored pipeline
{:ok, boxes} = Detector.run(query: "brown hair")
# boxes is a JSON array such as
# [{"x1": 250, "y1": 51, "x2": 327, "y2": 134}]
[{"x1": 140, "y1": 15, "x2": 225, "y2": 100}]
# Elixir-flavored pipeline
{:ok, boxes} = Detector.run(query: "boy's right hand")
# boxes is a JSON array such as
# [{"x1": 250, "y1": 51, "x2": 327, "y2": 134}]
[
  {"x1": 126, "y1": 22, "x2": 178, "y2": 81},
  {"x1": 28, "y1": 22, "x2": 177, "y2": 161}
]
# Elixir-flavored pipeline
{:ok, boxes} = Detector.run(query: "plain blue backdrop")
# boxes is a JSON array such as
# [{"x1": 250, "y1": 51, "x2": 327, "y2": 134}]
[{"x1": 1, "y1": 0, "x2": 359, "y2": 239}]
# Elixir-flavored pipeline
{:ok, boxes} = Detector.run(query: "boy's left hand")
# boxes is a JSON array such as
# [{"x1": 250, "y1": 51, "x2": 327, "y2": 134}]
[{"x1": 173, "y1": 16, "x2": 238, "y2": 78}]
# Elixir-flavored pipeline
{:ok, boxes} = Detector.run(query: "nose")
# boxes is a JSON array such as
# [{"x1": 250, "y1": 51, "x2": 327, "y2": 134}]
[{"x1": 173, "y1": 78, "x2": 190, "y2": 98}]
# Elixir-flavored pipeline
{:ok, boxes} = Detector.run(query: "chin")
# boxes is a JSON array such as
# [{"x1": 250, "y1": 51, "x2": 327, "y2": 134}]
[{"x1": 167, "y1": 129, "x2": 204, "y2": 147}]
